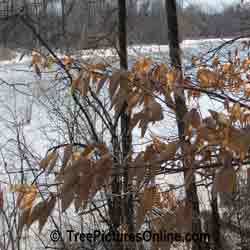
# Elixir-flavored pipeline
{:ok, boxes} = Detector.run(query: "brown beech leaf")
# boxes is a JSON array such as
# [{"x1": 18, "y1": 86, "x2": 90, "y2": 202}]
[
  {"x1": 92, "y1": 154, "x2": 112, "y2": 194},
  {"x1": 230, "y1": 102, "x2": 241, "y2": 121},
  {"x1": 152, "y1": 137, "x2": 169, "y2": 152},
  {"x1": 110, "y1": 88, "x2": 126, "y2": 111},
  {"x1": 60, "y1": 157, "x2": 90, "y2": 194},
  {"x1": 80, "y1": 79, "x2": 89, "y2": 97},
  {"x1": 60, "y1": 169, "x2": 79, "y2": 194},
  {"x1": 139, "y1": 119, "x2": 148, "y2": 138},
  {"x1": 79, "y1": 173, "x2": 93, "y2": 203},
  {"x1": 184, "y1": 168, "x2": 194, "y2": 191},
  {"x1": 34, "y1": 64, "x2": 41, "y2": 78},
  {"x1": 146, "y1": 100, "x2": 163, "y2": 122},
  {"x1": 73, "y1": 70, "x2": 90, "y2": 96},
  {"x1": 130, "y1": 112, "x2": 145, "y2": 131},
  {"x1": 18, "y1": 190, "x2": 37, "y2": 210},
  {"x1": 95, "y1": 143, "x2": 109, "y2": 155},
  {"x1": 127, "y1": 92, "x2": 142, "y2": 113},
  {"x1": 109, "y1": 71, "x2": 120, "y2": 99},
  {"x1": 27, "y1": 201, "x2": 46, "y2": 227},
  {"x1": 209, "y1": 110, "x2": 230, "y2": 126},
  {"x1": 61, "y1": 189, "x2": 75, "y2": 212},
  {"x1": 96, "y1": 76, "x2": 107, "y2": 94},
  {"x1": 225, "y1": 127, "x2": 250, "y2": 160},
  {"x1": 197, "y1": 68, "x2": 218, "y2": 88},
  {"x1": 184, "y1": 108, "x2": 201, "y2": 129},
  {"x1": 18, "y1": 208, "x2": 31, "y2": 234},
  {"x1": 40, "y1": 151, "x2": 57, "y2": 170},
  {"x1": 62, "y1": 144, "x2": 73, "y2": 169},
  {"x1": 38, "y1": 196, "x2": 56, "y2": 233},
  {"x1": 82, "y1": 144, "x2": 95, "y2": 158},
  {"x1": 119, "y1": 71, "x2": 130, "y2": 94},
  {"x1": 197, "y1": 126, "x2": 222, "y2": 145},
  {"x1": 47, "y1": 152, "x2": 59, "y2": 174},
  {"x1": 214, "y1": 166, "x2": 236, "y2": 193}
]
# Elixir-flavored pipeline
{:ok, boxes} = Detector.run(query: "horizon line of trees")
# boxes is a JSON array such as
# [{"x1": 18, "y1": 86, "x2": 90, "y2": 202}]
[{"x1": 0, "y1": 0, "x2": 248, "y2": 50}]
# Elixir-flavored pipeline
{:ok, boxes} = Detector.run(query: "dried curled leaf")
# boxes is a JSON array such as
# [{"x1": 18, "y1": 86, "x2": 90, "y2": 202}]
[
  {"x1": 61, "y1": 190, "x2": 75, "y2": 213},
  {"x1": 73, "y1": 70, "x2": 90, "y2": 96},
  {"x1": 184, "y1": 108, "x2": 201, "y2": 129},
  {"x1": 10, "y1": 184, "x2": 36, "y2": 193},
  {"x1": 230, "y1": 102, "x2": 241, "y2": 122},
  {"x1": 109, "y1": 71, "x2": 120, "y2": 99},
  {"x1": 96, "y1": 76, "x2": 107, "y2": 93},
  {"x1": 10, "y1": 184, "x2": 37, "y2": 210},
  {"x1": 209, "y1": 110, "x2": 230, "y2": 126},
  {"x1": 38, "y1": 195, "x2": 56, "y2": 233},
  {"x1": 224, "y1": 127, "x2": 250, "y2": 160},
  {"x1": 18, "y1": 208, "x2": 31, "y2": 234},
  {"x1": 62, "y1": 144, "x2": 73, "y2": 169},
  {"x1": 197, "y1": 68, "x2": 218, "y2": 88},
  {"x1": 146, "y1": 99, "x2": 163, "y2": 122},
  {"x1": 18, "y1": 189, "x2": 37, "y2": 210},
  {"x1": 40, "y1": 151, "x2": 58, "y2": 170},
  {"x1": 27, "y1": 201, "x2": 46, "y2": 227}
]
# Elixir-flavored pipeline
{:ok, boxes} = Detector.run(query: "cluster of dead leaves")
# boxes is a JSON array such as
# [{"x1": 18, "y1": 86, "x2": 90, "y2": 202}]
[
  {"x1": 129, "y1": 139, "x2": 179, "y2": 189},
  {"x1": 136, "y1": 184, "x2": 192, "y2": 250},
  {"x1": 9, "y1": 184, "x2": 56, "y2": 232},
  {"x1": 182, "y1": 106, "x2": 250, "y2": 162},
  {"x1": 19, "y1": 195, "x2": 56, "y2": 233},
  {"x1": 31, "y1": 50, "x2": 57, "y2": 77},
  {"x1": 195, "y1": 50, "x2": 250, "y2": 96},
  {"x1": 10, "y1": 184, "x2": 37, "y2": 210},
  {"x1": 181, "y1": 107, "x2": 250, "y2": 193},
  {"x1": 137, "y1": 185, "x2": 179, "y2": 225},
  {"x1": 55, "y1": 144, "x2": 112, "y2": 212},
  {"x1": 70, "y1": 58, "x2": 179, "y2": 137},
  {"x1": 10, "y1": 143, "x2": 112, "y2": 232},
  {"x1": 130, "y1": 96, "x2": 164, "y2": 137}
]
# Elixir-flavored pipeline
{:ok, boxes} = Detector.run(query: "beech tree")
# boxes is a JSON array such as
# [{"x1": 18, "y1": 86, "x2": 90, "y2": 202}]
[{"x1": 2, "y1": 1, "x2": 250, "y2": 250}]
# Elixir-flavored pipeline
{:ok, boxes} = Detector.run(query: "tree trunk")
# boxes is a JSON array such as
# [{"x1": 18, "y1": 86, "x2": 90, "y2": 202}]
[
  {"x1": 118, "y1": 0, "x2": 128, "y2": 70},
  {"x1": 211, "y1": 183, "x2": 222, "y2": 249},
  {"x1": 117, "y1": 1, "x2": 135, "y2": 249},
  {"x1": 61, "y1": 0, "x2": 66, "y2": 49},
  {"x1": 42, "y1": 0, "x2": 47, "y2": 42},
  {"x1": 165, "y1": 1, "x2": 206, "y2": 250}
]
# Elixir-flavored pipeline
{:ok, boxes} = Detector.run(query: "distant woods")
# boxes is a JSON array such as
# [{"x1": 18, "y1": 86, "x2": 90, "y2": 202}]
[{"x1": 0, "y1": 0, "x2": 248, "y2": 49}]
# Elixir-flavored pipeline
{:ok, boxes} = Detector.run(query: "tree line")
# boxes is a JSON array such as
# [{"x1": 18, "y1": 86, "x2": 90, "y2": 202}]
[{"x1": 0, "y1": 0, "x2": 248, "y2": 50}]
